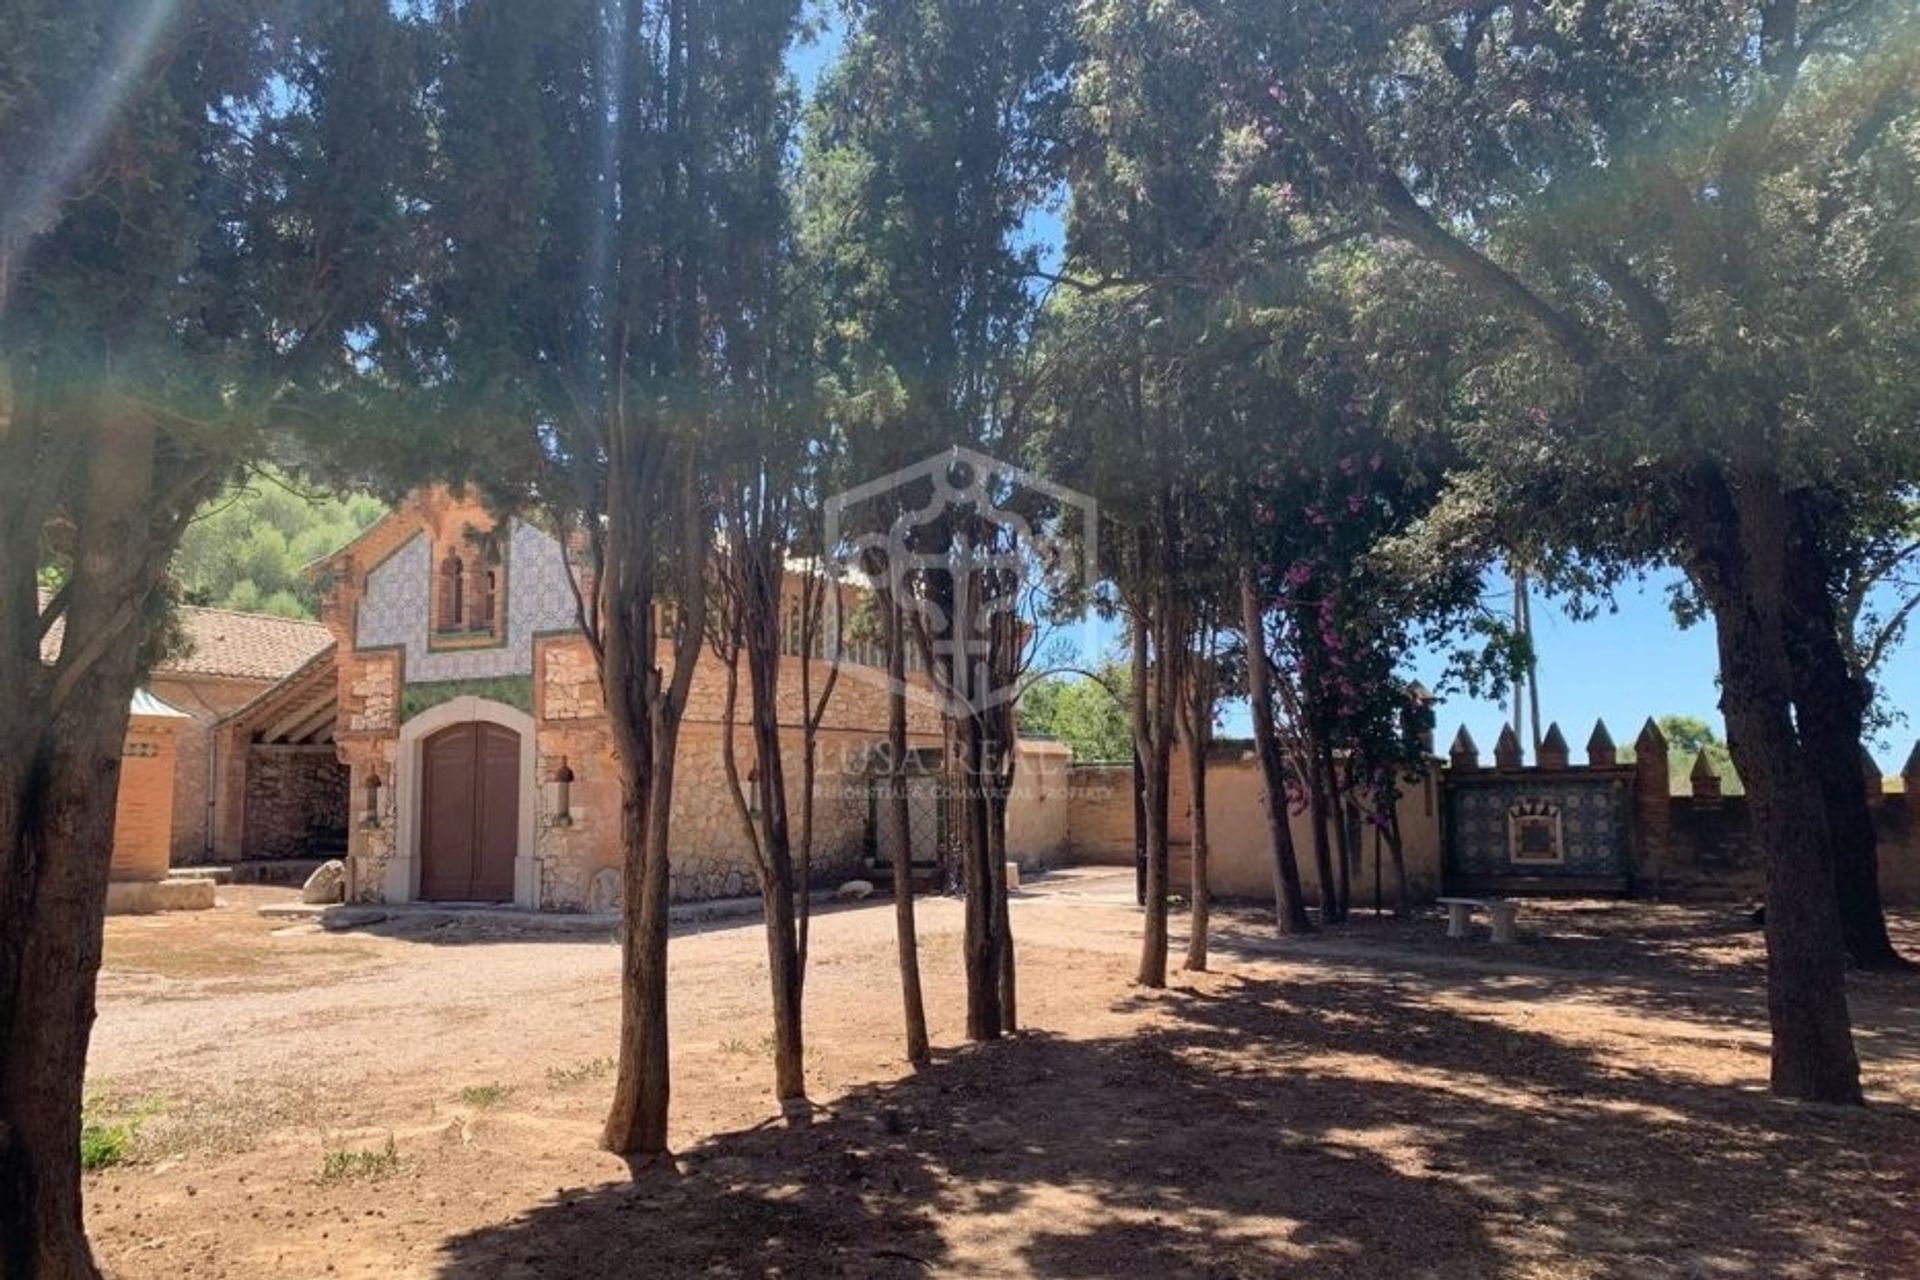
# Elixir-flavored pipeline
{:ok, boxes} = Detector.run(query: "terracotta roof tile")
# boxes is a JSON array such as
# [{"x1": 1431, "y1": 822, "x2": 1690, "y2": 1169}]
[{"x1": 39, "y1": 599, "x2": 332, "y2": 683}]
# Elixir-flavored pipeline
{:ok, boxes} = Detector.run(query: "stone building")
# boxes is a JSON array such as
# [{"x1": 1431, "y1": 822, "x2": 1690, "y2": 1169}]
[
  {"x1": 41, "y1": 594, "x2": 342, "y2": 874},
  {"x1": 313, "y1": 488, "x2": 955, "y2": 909},
  {"x1": 143, "y1": 607, "x2": 338, "y2": 864}
]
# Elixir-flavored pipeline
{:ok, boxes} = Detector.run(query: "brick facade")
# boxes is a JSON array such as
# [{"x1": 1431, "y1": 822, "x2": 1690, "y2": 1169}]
[{"x1": 111, "y1": 704, "x2": 186, "y2": 882}]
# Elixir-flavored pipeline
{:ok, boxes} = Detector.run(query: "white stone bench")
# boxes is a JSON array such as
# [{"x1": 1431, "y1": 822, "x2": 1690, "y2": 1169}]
[{"x1": 1437, "y1": 896, "x2": 1518, "y2": 944}]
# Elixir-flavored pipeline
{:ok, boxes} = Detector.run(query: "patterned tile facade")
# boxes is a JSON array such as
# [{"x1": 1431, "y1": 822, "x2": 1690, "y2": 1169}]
[
  {"x1": 355, "y1": 521, "x2": 579, "y2": 685},
  {"x1": 1444, "y1": 777, "x2": 1630, "y2": 877}
]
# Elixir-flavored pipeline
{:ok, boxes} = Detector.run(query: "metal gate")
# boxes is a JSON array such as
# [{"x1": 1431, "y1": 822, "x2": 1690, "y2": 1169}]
[{"x1": 865, "y1": 745, "x2": 953, "y2": 889}]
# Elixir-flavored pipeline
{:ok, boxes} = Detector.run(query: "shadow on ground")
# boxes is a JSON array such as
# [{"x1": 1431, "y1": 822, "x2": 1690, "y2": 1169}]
[{"x1": 434, "y1": 964, "x2": 1920, "y2": 1278}]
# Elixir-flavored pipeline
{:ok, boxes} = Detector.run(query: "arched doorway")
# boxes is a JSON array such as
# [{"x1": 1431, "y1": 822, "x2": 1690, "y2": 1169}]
[
  {"x1": 392, "y1": 696, "x2": 538, "y2": 907},
  {"x1": 418, "y1": 720, "x2": 521, "y2": 902}
]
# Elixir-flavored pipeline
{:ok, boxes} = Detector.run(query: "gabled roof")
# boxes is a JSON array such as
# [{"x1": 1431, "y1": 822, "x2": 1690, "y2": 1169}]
[
  {"x1": 220, "y1": 642, "x2": 339, "y2": 745},
  {"x1": 40, "y1": 600, "x2": 333, "y2": 683},
  {"x1": 156, "y1": 607, "x2": 334, "y2": 681}
]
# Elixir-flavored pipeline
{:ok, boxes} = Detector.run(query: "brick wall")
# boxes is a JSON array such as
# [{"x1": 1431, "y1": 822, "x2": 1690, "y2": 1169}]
[{"x1": 111, "y1": 717, "x2": 180, "y2": 881}]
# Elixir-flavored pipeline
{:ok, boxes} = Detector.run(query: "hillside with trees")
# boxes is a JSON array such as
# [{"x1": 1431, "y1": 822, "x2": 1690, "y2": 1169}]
[{"x1": 173, "y1": 475, "x2": 386, "y2": 618}]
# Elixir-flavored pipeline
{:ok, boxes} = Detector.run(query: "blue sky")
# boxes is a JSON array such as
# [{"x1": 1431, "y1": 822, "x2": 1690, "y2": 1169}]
[
  {"x1": 787, "y1": 14, "x2": 1919, "y2": 772},
  {"x1": 1060, "y1": 567, "x2": 1918, "y2": 772}
]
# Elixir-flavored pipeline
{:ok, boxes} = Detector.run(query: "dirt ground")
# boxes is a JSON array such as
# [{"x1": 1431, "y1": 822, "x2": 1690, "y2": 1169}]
[{"x1": 83, "y1": 870, "x2": 1920, "y2": 1278}]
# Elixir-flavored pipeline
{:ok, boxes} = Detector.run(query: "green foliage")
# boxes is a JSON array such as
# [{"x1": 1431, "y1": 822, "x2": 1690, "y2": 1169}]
[
  {"x1": 79, "y1": 1094, "x2": 165, "y2": 1172},
  {"x1": 544, "y1": 1056, "x2": 615, "y2": 1090},
  {"x1": 1199, "y1": 0, "x2": 1920, "y2": 563},
  {"x1": 401, "y1": 677, "x2": 533, "y2": 724},
  {"x1": 801, "y1": 0, "x2": 1072, "y2": 473},
  {"x1": 78, "y1": 1123, "x2": 132, "y2": 1174},
  {"x1": 1636, "y1": 715, "x2": 1743, "y2": 795},
  {"x1": 456, "y1": 1084, "x2": 514, "y2": 1109},
  {"x1": 1020, "y1": 664, "x2": 1133, "y2": 762},
  {"x1": 174, "y1": 473, "x2": 385, "y2": 618},
  {"x1": 317, "y1": 1136, "x2": 400, "y2": 1185}
]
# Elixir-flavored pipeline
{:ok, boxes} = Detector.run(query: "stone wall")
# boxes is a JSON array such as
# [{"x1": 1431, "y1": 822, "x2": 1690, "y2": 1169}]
[
  {"x1": 531, "y1": 715, "x2": 892, "y2": 909},
  {"x1": 243, "y1": 744, "x2": 349, "y2": 859},
  {"x1": 1060, "y1": 750, "x2": 1445, "y2": 905},
  {"x1": 1648, "y1": 770, "x2": 1920, "y2": 906}
]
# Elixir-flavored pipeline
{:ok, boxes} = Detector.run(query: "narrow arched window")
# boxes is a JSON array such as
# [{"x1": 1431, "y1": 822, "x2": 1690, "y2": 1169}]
[
  {"x1": 438, "y1": 553, "x2": 464, "y2": 633},
  {"x1": 472, "y1": 568, "x2": 498, "y2": 632},
  {"x1": 463, "y1": 555, "x2": 491, "y2": 632}
]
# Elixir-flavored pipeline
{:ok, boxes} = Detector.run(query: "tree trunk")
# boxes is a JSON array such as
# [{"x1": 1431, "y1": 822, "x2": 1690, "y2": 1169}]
[
  {"x1": 883, "y1": 604, "x2": 930, "y2": 1064},
  {"x1": 1304, "y1": 738, "x2": 1340, "y2": 924},
  {"x1": 602, "y1": 755, "x2": 671, "y2": 1157},
  {"x1": 956, "y1": 713, "x2": 1002, "y2": 1040},
  {"x1": 1133, "y1": 612, "x2": 1172, "y2": 988},
  {"x1": 1688, "y1": 468, "x2": 1862, "y2": 1104},
  {"x1": 1, "y1": 417, "x2": 189, "y2": 1279},
  {"x1": 1242, "y1": 571, "x2": 1311, "y2": 934},
  {"x1": 1386, "y1": 808, "x2": 1412, "y2": 917},
  {"x1": 600, "y1": 447, "x2": 707, "y2": 1159},
  {"x1": 1181, "y1": 668, "x2": 1212, "y2": 973},
  {"x1": 758, "y1": 866, "x2": 808, "y2": 1123},
  {"x1": 987, "y1": 765, "x2": 1017, "y2": 1033},
  {"x1": 1783, "y1": 500, "x2": 1906, "y2": 970},
  {"x1": 0, "y1": 732, "x2": 128, "y2": 1280},
  {"x1": 1324, "y1": 746, "x2": 1353, "y2": 922},
  {"x1": 1131, "y1": 747, "x2": 1147, "y2": 907},
  {"x1": 745, "y1": 619, "x2": 808, "y2": 1124}
]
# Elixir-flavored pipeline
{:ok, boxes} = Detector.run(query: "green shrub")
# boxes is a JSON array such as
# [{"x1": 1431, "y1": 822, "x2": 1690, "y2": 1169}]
[
  {"x1": 80, "y1": 1095, "x2": 164, "y2": 1171},
  {"x1": 458, "y1": 1083, "x2": 514, "y2": 1108},
  {"x1": 318, "y1": 1136, "x2": 400, "y2": 1184},
  {"x1": 544, "y1": 1056, "x2": 615, "y2": 1089}
]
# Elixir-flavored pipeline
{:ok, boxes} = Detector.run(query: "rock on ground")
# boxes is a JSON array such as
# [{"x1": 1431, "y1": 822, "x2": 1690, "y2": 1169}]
[{"x1": 300, "y1": 859, "x2": 347, "y2": 905}]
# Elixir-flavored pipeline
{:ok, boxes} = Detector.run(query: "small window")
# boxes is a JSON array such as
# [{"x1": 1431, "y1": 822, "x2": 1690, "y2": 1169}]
[
  {"x1": 470, "y1": 566, "x2": 497, "y2": 632},
  {"x1": 438, "y1": 553, "x2": 465, "y2": 633},
  {"x1": 1508, "y1": 802, "x2": 1565, "y2": 865}
]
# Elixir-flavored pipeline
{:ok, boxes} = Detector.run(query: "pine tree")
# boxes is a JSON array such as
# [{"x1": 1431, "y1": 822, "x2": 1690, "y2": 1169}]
[{"x1": 0, "y1": 2, "x2": 426, "y2": 1270}]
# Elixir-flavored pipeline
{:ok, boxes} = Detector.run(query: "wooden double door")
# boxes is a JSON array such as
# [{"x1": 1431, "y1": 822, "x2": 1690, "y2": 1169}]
[{"x1": 419, "y1": 721, "x2": 520, "y2": 902}]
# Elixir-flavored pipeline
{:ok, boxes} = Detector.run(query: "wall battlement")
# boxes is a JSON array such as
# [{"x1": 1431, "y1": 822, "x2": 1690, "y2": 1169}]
[{"x1": 1439, "y1": 717, "x2": 1920, "y2": 904}]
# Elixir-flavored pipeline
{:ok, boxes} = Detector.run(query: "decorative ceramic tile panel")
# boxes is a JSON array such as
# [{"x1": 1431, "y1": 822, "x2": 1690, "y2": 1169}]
[
  {"x1": 1444, "y1": 777, "x2": 1630, "y2": 877},
  {"x1": 355, "y1": 522, "x2": 579, "y2": 685}
]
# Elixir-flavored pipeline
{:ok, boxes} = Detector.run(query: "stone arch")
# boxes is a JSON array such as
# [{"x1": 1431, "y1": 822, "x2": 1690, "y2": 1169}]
[{"x1": 392, "y1": 696, "x2": 538, "y2": 907}]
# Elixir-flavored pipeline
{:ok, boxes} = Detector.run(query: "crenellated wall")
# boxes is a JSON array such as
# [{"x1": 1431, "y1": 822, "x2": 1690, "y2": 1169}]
[{"x1": 1437, "y1": 717, "x2": 1920, "y2": 904}]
